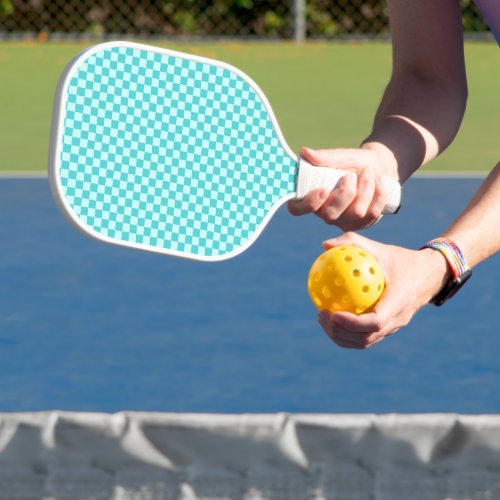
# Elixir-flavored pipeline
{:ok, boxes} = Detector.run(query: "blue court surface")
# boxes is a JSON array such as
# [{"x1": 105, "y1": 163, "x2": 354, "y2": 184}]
[{"x1": 0, "y1": 176, "x2": 498, "y2": 413}]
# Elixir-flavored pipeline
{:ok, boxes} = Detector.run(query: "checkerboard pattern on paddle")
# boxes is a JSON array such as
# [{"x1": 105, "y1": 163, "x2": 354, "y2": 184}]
[{"x1": 59, "y1": 46, "x2": 297, "y2": 258}]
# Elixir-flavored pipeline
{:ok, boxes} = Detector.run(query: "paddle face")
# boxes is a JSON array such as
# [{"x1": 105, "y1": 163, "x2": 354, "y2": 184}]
[{"x1": 49, "y1": 42, "x2": 298, "y2": 261}]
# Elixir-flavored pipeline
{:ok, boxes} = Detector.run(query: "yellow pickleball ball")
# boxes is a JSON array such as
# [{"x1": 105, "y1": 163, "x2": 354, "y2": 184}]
[{"x1": 308, "y1": 245, "x2": 385, "y2": 314}]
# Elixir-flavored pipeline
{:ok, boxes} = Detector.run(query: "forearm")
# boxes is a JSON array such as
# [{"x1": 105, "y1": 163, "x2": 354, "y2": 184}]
[
  {"x1": 413, "y1": 163, "x2": 500, "y2": 307},
  {"x1": 441, "y1": 162, "x2": 500, "y2": 267},
  {"x1": 363, "y1": 73, "x2": 467, "y2": 182},
  {"x1": 361, "y1": 0, "x2": 467, "y2": 183}
]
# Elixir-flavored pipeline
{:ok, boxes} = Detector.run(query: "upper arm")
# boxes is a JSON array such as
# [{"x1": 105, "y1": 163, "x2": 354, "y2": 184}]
[{"x1": 387, "y1": 0, "x2": 467, "y2": 86}]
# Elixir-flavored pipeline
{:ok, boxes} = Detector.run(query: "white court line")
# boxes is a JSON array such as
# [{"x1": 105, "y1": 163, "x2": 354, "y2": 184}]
[
  {"x1": 0, "y1": 171, "x2": 48, "y2": 178},
  {"x1": 414, "y1": 170, "x2": 487, "y2": 178},
  {"x1": 0, "y1": 170, "x2": 489, "y2": 179}
]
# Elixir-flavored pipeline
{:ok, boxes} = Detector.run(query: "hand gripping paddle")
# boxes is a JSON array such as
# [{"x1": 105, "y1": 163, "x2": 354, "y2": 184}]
[{"x1": 49, "y1": 41, "x2": 401, "y2": 261}]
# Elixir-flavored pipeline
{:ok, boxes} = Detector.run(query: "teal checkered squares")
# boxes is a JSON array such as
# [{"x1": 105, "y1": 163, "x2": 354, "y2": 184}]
[{"x1": 59, "y1": 45, "x2": 296, "y2": 258}]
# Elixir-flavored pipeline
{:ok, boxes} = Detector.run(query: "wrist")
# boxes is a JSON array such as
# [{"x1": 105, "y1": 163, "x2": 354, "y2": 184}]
[
  {"x1": 418, "y1": 248, "x2": 452, "y2": 303},
  {"x1": 420, "y1": 238, "x2": 472, "y2": 306},
  {"x1": 360, "y1": 141, "x2": 399, "y2": 179}
]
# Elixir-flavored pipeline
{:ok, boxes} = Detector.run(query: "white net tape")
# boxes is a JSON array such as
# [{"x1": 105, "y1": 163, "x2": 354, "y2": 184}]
[{"x1": 0, "y1": 412, "x2": 500, "y2": 499}]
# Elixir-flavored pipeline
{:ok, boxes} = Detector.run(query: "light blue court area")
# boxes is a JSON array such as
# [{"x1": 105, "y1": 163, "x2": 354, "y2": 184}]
[{"x1": 0, "y1": 176, "x2": 498, "y2": 413}]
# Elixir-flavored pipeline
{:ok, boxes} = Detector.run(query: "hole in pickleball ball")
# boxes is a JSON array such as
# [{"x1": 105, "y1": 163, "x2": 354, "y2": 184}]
[
  {"x1": 313, "y1": 271, "x2": 321, "y2": 282},
  {"x1": 312, "y1": 294, "x2": 322, "y2": 308},
  {"x1": 322, "y1": 286, "x2": 332, "y2": 299},
  {"x1": 378, "y1": 284, "x2": 382, "y2": 291},
  {"x1": 334, "y1": 277, "x2": 344, "y2": 286},
  {"x1": 362, "y1": 285, "x2": 369, "y2": 293},
  {"x1": 352, "y1": 269, "x2": 360, "y2": 277},
  {"x1": 359, "y1": 251, "x2": 367, "y2": 257},
  {"x1": 369, "y1": 267, "x2": 375, "y2": 275},
  {"x1": 344, "y1": 256, "x2": 352, "y2": 262},
  {"x1": 356, "y1": 306, "x2": 366, "y2": 314},
  {"x1": 342, "y1": 295, "x2": 351, "y2": 304}
]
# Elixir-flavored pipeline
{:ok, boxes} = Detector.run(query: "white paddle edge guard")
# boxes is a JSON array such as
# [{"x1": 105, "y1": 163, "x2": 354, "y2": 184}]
[
  {"x1": 48, "y1": 41, "x2": 302, "y2": 262},
  {"x1": 296, "y1": 158, "x2": 402, "y2": 214}
]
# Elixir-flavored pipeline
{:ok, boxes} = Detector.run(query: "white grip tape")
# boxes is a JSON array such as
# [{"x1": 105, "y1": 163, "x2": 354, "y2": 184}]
[{"x1": 295, "y1": 158, "x2": 402, "y2": 214}]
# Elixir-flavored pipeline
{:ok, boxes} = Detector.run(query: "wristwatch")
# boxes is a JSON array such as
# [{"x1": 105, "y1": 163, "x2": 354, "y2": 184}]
[{"x1": 421, "y1": 238, "x2": 472, "y2": 306}]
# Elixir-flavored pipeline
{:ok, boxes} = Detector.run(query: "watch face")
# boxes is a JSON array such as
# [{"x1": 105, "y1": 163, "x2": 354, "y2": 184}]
[{"x1": 432, "y1": 269, "x2": 472, "y2": 306}]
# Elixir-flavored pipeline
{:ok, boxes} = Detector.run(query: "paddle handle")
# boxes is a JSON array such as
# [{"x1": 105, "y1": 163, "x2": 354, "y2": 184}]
[{"x1": 295, "y1": 158, "x2": 401, "y2": 214}]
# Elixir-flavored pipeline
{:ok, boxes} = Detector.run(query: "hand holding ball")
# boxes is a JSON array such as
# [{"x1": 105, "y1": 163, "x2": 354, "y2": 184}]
[{"x1": 308, "y1": 245, "x2": 385, "y2": 314}]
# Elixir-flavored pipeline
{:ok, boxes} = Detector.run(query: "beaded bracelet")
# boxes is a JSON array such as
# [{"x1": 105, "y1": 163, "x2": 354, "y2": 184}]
[
  {"x1": 421, "y1": 238, "x2": 470, "y2": 278},
  {"x1": 420, "y1": 237, "x2": 472, "y2": 306}
]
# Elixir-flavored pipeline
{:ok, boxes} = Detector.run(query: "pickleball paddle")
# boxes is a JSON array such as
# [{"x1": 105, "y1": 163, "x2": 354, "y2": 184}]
[{"x1": 49, "y1": 41, "x2": 401, "y2": 261}]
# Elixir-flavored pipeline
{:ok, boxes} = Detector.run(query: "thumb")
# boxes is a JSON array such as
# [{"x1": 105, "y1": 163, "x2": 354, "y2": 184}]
[
  {"x1": 322, "y1": 231, "x2": 371, "y2": 250},
  {"x1": 300, "y1": 147, "x2": 367, "y2": 171}
]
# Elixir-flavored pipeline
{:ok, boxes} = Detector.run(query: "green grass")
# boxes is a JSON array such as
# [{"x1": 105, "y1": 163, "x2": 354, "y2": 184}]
[{"x1": 0, "y1": 41, "x2": 497, "y2": 172}]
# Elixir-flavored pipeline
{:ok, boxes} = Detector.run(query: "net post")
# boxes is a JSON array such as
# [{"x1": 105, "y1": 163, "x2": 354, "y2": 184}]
[{"x1": 292, "y1": 0, "x2": 306, "y2": 42}]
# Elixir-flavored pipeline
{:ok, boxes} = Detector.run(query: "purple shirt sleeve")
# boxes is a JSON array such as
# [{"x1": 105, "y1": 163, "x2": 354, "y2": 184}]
[{"x1": 473, "y1": 0, "x2": 500, "y2": 45}]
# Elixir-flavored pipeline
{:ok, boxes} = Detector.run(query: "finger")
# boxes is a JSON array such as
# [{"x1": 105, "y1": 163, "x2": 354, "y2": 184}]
[
  {"x1": 330, "y1": 311, "x2": 385, "y2": 335},
  {"x1": 319, "y1": 308, "x2": 395, "y2": 348},
  {"x1": 288, "y1": 188, "x2": 330, "y2": 216},
  {"x1": 300, "y1": 147, "x2": 370, "y2": 171},
  {"x1": 321, "y1": 232, "x2": 388, "y2": 267},
  {"x1": 325, "y1": 323, "x2": 383, "y2": 349},
  {"x1": 322, "y1": 231, "x2": 369, "y2": 251},
  {"x1": 331, "y1": 337, "x2": 365, "y2": 349},
  {"x1": 316, "y1": 172, "x2": 357, "y2": 224},
  {"x1": 330, "y1": 316, "x2": 391, "y2": 348},
  {"x1": 329, "y1": 168, "x2": 377, "y2": 230},
  {"x1": 332, "y1": 299, "x2": 402, "y2": 340},
  {"x1": 299, "y1": 147, "x2": 327, "y2": 167},
  {"x1": 319, "y1": 311, "x2": 373, "y2": 349},
  {"x1": 321, "y1": 324, "x2": 366, "y2": 349},
  {"x1": 364, "y1": 176, "x2": 387, "y2": 222},
  {"x1": 333, "y1": 170, "x2": 390, "y2": 232},
  {"x1": 339, "y1": 216, "x2": 382, "y2": 233},
  {"x1": 362, "y1": 214, "x2": 384, "y2": 230},
  {"x1": 346, "y1": 167, "x2": 376, "y2": 220}
]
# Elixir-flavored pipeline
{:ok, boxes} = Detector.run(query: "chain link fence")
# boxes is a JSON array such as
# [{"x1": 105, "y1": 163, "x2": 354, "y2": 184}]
[{"x1": 0, "y1": 0, "x2": 491, "y2": 40}]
